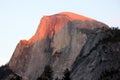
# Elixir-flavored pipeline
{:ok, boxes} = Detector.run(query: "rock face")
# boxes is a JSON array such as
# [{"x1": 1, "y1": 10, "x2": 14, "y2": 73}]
[
  {"x1": 5, "y1": 12, "x2": 120, "y2": 80},
  {"x1": 70, "y1": 28, "x2": 120, "y2": 80}
]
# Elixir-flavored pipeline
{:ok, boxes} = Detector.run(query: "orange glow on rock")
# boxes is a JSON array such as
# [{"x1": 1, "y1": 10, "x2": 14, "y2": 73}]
[
  {"x1": 59, "y1": 12, "x2": 94, "y2": 21},
  {"x1": 28, "y1": 14, "x2": 70, "y2": 42},
  {"x1": 26, "y1": 12, "x2": 108, "y2": 44}
]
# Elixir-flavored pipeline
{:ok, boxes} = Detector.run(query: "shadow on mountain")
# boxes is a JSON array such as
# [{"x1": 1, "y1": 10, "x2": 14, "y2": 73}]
[
  {"x1": 71, "y1": 27, "x2": 120, "y2": 80},
  {"x1": 0, "y1": 27, "x2": 120, "y2": 80},
  {"x1": 0, "y1": 64, "x2": 22, "y2": 80}
]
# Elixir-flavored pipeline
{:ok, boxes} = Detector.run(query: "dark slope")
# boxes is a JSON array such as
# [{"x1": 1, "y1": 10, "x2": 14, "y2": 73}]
[
  {"x1": 70, "y1": 28, "x2": 120, "y2": 80},
  {"x1": 0, "y1": 65, "x2": 22, "y2": 80}
]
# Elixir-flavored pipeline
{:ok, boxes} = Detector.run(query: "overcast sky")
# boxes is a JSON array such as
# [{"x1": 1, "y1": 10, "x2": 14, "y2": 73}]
[{"x1": 0, "y1": 0, "x2": 120, "y2": 66}]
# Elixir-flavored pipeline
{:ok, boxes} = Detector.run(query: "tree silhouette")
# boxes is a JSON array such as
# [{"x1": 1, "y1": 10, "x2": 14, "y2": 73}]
[
  {"x1": 37, "y1": 65, "x2": 53, "y2": 80},
  {"x1": 63, "y1": 69, "x2": 71, "y2": 80}
]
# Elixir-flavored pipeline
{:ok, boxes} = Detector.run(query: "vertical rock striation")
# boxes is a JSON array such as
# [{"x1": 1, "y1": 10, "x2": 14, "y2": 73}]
[
  {"x1": 70, "y1": 28, "x2": 120, "y2": 80},
  {"x1": 7, "y1": 12, "x2": 117, "y2": 80}
]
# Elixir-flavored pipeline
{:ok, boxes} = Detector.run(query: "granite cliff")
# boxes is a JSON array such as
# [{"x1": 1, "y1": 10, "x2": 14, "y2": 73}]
[{"x1": 0, "y1": 12, "x2": 120, "y2": 80}]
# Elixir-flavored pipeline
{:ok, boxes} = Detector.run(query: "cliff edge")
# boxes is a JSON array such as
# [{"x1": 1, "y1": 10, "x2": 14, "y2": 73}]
[{"x1": 1, "y1": 12, "x2": 120, "y2": 80}]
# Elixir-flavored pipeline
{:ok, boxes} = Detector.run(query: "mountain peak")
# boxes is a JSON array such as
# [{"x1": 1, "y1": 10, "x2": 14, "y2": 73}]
[
  {"x1": 27, "y1": 12, "x2": 108, "y2": 44},
  {"x1": 8, "y1": 12, "x2": 111, "y2": 80},
  {"x1": 58, "y1": 12, "x2": 94, "y2": 21}
]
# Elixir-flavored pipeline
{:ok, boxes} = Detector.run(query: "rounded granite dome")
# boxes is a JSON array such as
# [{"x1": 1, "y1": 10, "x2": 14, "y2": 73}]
[
  {"x1": 28, "y1": 12, "x2": 109, "y2": 43},
  {"x1": 59, "y1": 12, "x2": 94, "y2": 21},
  {"x1": 8, "y1": 12, "x2": 112, "y2": 80}
]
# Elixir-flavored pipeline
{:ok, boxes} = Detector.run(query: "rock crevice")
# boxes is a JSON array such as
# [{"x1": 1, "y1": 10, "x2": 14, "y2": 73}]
[{"x1": 4, "y1": 12, "x2": 120, "y2": 80}]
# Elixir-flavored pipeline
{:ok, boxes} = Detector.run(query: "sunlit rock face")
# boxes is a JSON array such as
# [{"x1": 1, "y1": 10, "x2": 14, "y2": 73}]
[{"x1": 8, "y1": 12, "x2": 109, "y2": 80}]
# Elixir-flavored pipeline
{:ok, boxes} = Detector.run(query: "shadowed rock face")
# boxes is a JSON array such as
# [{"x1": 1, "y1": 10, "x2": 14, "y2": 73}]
[
  {"x1": 5, "y1": 12, "x2": 120, "y2": 80},
  {"x1": 70, "y1": 28, "x2": 120, "y2": 80}
]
